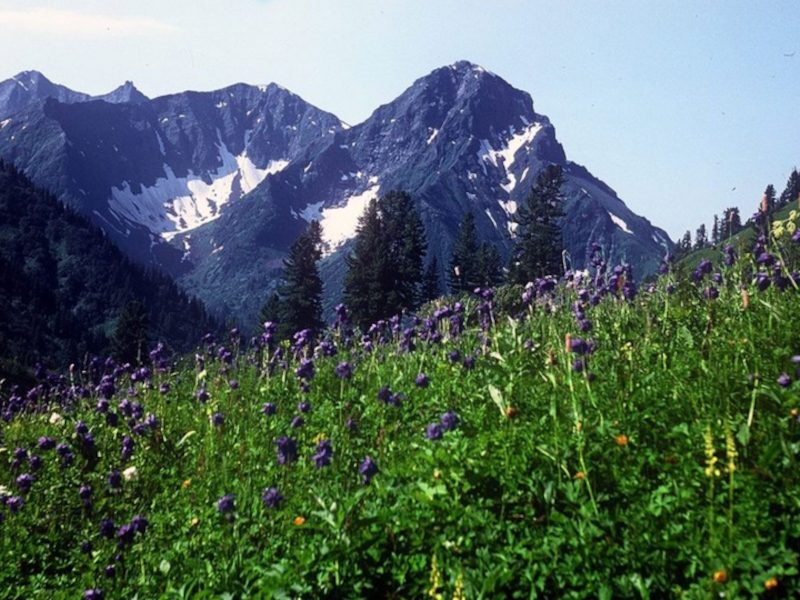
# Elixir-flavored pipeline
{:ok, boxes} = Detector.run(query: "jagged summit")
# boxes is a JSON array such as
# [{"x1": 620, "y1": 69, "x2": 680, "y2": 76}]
[
  {"x1": 0, "y1": 63, "x2": 672, "y2": 323},
  {"x1": 97, "y1": 81, "x2": 149, "y2": 104}
]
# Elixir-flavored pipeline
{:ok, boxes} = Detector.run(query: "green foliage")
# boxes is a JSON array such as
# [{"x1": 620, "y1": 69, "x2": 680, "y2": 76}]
[
  {"x1": 0, "y1": 160, "x2": 219, "y2": 378},
  {"x1": 343, "y1": 191, "x2": 427, "y2": 329},
  {"x1": 110, "y1": 300, "x2": 149, "y2": 366},
  {"x1": 2, "y1": 211, "x2": 800, "y2": 598},
  {"x1": 508, "y1": 164, "x2": 566, "y2": 284},
  {"x1": 276, "y1": 220, "x2": 325, "y2": 338}
]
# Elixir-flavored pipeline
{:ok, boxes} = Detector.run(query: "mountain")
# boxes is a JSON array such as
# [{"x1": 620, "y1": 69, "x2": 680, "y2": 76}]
[
  {"x1": 0, "y1": 159, "x2": 218, "y2": 381},
  {"x1": 0, "y1": 62, "x2": 671, "y2": 326},
  {"x1": 0, "y1": 70, "x2": 149, "y2": 121}
]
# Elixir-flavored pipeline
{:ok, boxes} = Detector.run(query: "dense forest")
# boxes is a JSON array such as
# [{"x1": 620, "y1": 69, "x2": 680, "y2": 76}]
[{"x1": 0, "y1": 160, "x2": 218, "y2": 382}]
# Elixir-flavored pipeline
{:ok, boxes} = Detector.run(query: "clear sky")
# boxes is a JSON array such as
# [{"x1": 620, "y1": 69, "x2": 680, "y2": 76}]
[{"x1": 1, "y1": 0, "x2": 798, "y2": 241}]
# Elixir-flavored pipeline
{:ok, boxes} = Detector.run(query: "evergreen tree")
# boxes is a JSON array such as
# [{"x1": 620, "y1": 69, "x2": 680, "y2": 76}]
[
  {"x1": 422, "y1": 256, "x2": 442, "y2": 303},
  {"x1": 723, "y1": 207, "x2": 742, "y2": 237},
  {"x1": 258, "y1": 292, "x2": 283, "y2": 332},
  {"x1": 448, "y1": 212, "x2": 479, "y2": 294},
  {"x1": 278, "y1": 220, "x2": 324, "y2": 336},
  {"x1": 110, "y1": 300, "x2": 149, "y2": 366},
  {"x1": 507, "y1": 165, "x2": 565, "y2": 284},
  {"x1": 711, "y1": 214, "x2": 720, "y2": 245},
  {"x1": 475, "y1": 242, "x2": 503, "y2": 287},
  {"x1": 680, "y1": 230, "x2": 692, "y2": 255},
  {"x1": 380, "y1": 190, "x2": 428, "y2": 311},
  {"x1": 764, "y1": 184, "x2": 777, "y2": 212},
  {"x1": 343, "y1": 191, "x2": 427, "y2": 329},
  {"x1": 778, "y1": 169, "x2": 800, "y2": 208},
  {"x1": 694, "y1": 223, "x2": 707, "y2": 250}
]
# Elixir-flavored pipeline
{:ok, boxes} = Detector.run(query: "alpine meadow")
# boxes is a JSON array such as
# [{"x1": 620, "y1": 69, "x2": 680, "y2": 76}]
[{"x1": 1, "y1": 52, "x2": 800, "y2": 599}]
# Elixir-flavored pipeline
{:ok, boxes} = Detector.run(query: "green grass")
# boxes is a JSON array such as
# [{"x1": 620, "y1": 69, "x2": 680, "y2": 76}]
[{"x1": 2, "y1": 225, "x2": 800, "y2": 599}]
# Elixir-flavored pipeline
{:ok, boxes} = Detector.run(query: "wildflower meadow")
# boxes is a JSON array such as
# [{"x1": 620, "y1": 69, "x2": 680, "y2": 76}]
[{"x1": 2, "y1": 210, "x2": 800, "y2": 599}]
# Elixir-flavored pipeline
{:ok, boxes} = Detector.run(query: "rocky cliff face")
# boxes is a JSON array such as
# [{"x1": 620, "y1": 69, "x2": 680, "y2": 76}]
[{"x1": 0, "y1": 63, "x2": 671, "y2": 324}]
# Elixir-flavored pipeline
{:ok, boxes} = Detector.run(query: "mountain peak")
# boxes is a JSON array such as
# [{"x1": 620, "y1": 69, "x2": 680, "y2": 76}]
[{"x1": 97, "y1": 81, "x2": 149, "y2": 104}]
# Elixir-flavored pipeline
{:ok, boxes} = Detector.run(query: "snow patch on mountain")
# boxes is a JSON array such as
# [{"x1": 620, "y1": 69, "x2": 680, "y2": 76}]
[
  {"x1": 608, "y1": 212, "x2": 633, "y2": 234},
  {"x1": 318, "y1": 184, "x2": 380, "y2": 256},
  {"x1": 478, "y1": 122, "x2": 543, "y2": 188},
  {"x1": 108, "y1": 132, "x2": 286, "y2": 241}
]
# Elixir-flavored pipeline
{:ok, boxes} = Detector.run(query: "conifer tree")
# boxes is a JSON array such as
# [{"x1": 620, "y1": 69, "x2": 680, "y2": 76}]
[
  {"x1": 507, "y1": 165, "x2": 565, "y2": 284},
  {"x1": 110, "y1": 300, "x2": 149, "y2": 366},
  {"x1": 343, "y1": 191, "x2": 427, "y2": 329},
  {"x1": 475, "y1": 242, "x2": 503, "y2": 287},
  {"x1": 448, "y1": 211, "x2": 479, "y2": 294},
  {"x1": 764, "y1": 184, "x2": 777, "y2": 212},
  {"x1": 778, "y1": 170, "x2": 800, "y2": 208},
  {"x1": 712, "y1": 214, "x2": 720, "y2": 245},
  {"x1": 694, "y1": 223, "x2": 707, "y2": 250},
  {"x1": 723, "y1": 207, "x2": 742, "y2": 237},
  {"x1": 422, "y1": 256, "x2": 442, "y2": 303},
  {"x1": 278, "y1": 220, "x2": 324, "y2": 336}
]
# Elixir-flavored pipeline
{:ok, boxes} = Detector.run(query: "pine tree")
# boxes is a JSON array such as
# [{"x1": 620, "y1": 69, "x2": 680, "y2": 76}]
[
  {"x1": 422, "y1": 256, "x2": 442, "y2": 303},
  {"x1": 680, "y1": 230, "x2": 692, "y2": 255},
  {"x1": 778, "y1": 170, "x2": 800, "y2": 208},
  {"x1": 475, "y1": 242, "x2": 503, "y2": 287},
  {"x1": 507, "y1": 165, "x2": 565, "y2": 284},
  {"x1": 110, "y1": 300, "x2": 149, "y2": 366},
  {"x1": 723, "y1": 207, "x2": 742, "y2": 237},
  {"x1": 258, "y1": 292, "x2": 283, "y2": 332},
  {"x1": 711, "y1": 214, "x2": 720, "y2": 245},
  {"x1": 343, "y1": 191, "x2": 427, "y2": 329},
  {"x1": 278, "y1": 220, "x2": 324, "y2": 337},
  {"x1": 694, "y1": 223, "x2": 707, "y2": 250},
  {"x1": 379, "y1": 190, "x2": 427, "y2": 312},
  {"x1": 448, "y1": 212, "x2": 479, "y2": 294},
  {"x1": 764, "y1": 184, "x2": 777, "y2": 212}
]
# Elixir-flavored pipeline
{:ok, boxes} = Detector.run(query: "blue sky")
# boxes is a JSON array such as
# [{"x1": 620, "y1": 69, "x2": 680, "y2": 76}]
[{"x1": 1, "y1": 0, "x2": 798, "y2": 241}]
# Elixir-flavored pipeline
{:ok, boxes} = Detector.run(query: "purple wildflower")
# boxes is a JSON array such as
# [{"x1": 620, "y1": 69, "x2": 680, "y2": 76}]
[
  {"x1": 415, "y1": 373, "x2": 430, "y2": 388},
  {"x1": 217, "y1": 494, "x2": 236, "y2": 514},
  {"x1": 108, "y1": 470, "x2": 122, "y2": 490},
  {"x1": 440, "y1": 410, "x2": 460, "y2": 431},
  {"x1": 84, "y1": 589, "x2": 104, "y2": 600},
  {"x1": 778, "y1": 373, "x2": 792, "y2": 388},
  {"x1": 276, "y1": 436, "x2": 298, "y2": 465},
  {"x1": 7, "y1": 496, "x2": 24, "y2": 512},
  {"x1": 262, "y1": 487, "x2": 284, "y2": 509},
  {"x1": 38, "y1": 437, "x2": 56, "y2": 451},
  {"x1": 335, "y1": 361, "x2": 354, "y2": 380},
  {"x1": 99, "y1": 518, "x2": 115, "y2": 539},
  {"x1": 211, "y1": 412, "x2": 225, "y2": 427},
  {"x1": 262, "y1": 402, "x2": 276, "y2": 416},
  {"x1": 425, "y1": 423, "x2": 443, "y2": 440},
  {"x1": 312, "y1": 440, "x2": 333, "y2": 469},
  {"x1": 297, "y1": 401, "x2": 312, "y2": 414},
  {"x1": 16, "y1": 474, "x2": 34, "y2": 493},
  {"x1": 359, "y1": 456, "x2": 379, "y2": 485}
]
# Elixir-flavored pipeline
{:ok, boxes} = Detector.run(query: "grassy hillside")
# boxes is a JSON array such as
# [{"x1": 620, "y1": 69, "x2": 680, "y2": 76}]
[{"x1": 1, "y1": 213, "x2": 800, "y2": 599}]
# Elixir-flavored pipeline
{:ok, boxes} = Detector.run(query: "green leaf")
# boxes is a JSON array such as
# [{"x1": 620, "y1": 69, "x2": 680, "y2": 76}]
[{"x1": 159, "y1": 559, "x2": 171, "y2": 575}]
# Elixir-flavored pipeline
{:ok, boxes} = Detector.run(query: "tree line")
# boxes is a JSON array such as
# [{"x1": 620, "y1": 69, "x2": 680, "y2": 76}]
[
  {"x1": 676, "y1": 168, "x2": 800, "y2": 257},
  {"x1": 260, "y1": 165, "x2": 566, "y2": 336}
]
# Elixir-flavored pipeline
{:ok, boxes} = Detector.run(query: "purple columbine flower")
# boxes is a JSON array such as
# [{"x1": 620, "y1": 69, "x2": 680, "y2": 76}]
[
  {"x1": 290, "y1": 415, "x2": 305, "y2": 428},
  {"x1": 262, "y1": 402, "x2": 276, "y2": 416},
  {"x1": 84, "y1": 589, "x2": 104, "y2": 600},
  {"x1": 425, "y1": 423, "x2": 443, "y2": 441},
  {"x1": 99, "y1": 518, "x2": 115, "y2": 539},
  {"x1": 217, "y1": 493, "x2": 236, "y2": 514},
  {"x1": 104, "y1": 565, "x2": 116, "y2": 579},
  {"x1": 117, "y1": 523, "x2": 135, "y2": 548},
  {"x1": 377, "y1": 385, "x2": 392, "y2": 403},
  {"x1": 38, "y1": 437, "x2": 56, "y2": 451},
  {"x1": 80, "y1": 541, "x2": 93, "y2": 554},
  {"x1": 28, "y1": 455, "x2": 42, "y2": 471},
  {"x1": 211, "y1": 412, "x2": 225, "y2": 427},
  {"x1": 346, "y1": 416, "x2": 358, "y2": 431},
  {"x1": 312, "y1": 440, "x2": 333, "y2": 469},
  {"x1": 196, "y1": 387, "x2": 209, "y2": 403},
  {"x1": 144, "y1": 414, "x2": 159, "y2": 430},
  {"x1": 131, "y1": 514, "x2": 148, "y2": 535},
  {"x1": 108, "y1": 470, "x2": 122, "y2": 490},
  {"x1": 159, "y1": 382, "x2": 170, "y2": 395},
  {"x1": 463, "y1": 356, "x2": 476, "y2": 370},
  {"x1": 440, "y1": 410, "x2": 460, "y2": 431},
  {"x1": 16, "y1": 474, "x2": 34, "y2": 493},
  {"x1": 297, "y1": 401, "x2": 312, "y2": 414},
  {"x1": 415, "y1": 373, "x2": 430, "y2": 388},
  {"x1": 778, "y1": 373, "x2": 792, "y2": 388},
  {"x1": 448, "y1": 350, "x2": 461, "y2": 364},
  {"x1": 79, "y1": 485, "x2": 93, "y2": 501},
  {"x1": 276, "y1": 436, "x2": 298, "y2": 465},
  {"x1": 261, "y1": 487, "x2": 283, "y2": 509},
  {"x1": 13, "y1": 447, "x2": 27, "y2": 462},
  {"x1": 7, "y1": 496, "x2": 24, "y2": 513},
  {"x1": 335, "y1": 361, "x2": 354, "y2": 380},
  {"x1": 229, "y1": 380, "x2": 239, "y2": 390},
  {"x1": 359, "y1": 456, "x2": 379, "y2": 485}
]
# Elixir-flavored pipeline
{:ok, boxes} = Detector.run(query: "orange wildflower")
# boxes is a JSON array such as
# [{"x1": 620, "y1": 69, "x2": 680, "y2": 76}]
[
  {"x1": 293, "y1": 516, "x2": 306, "y2": 526},
  {"x1": 615, "y1": 434, "x2": 629, "y2": 446},
  {"x1": 182, "y1": 479, "x2": 191, "y2": 489},
  {"x1": 764, "y1": 577, "x2": 779, "y2": 591},
  {"x1": 713, "y1": 570, "x2": 727, "y2": 584},
  {"x1": 575, "y1": 471, "x2": 585, "y2": 480}
]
